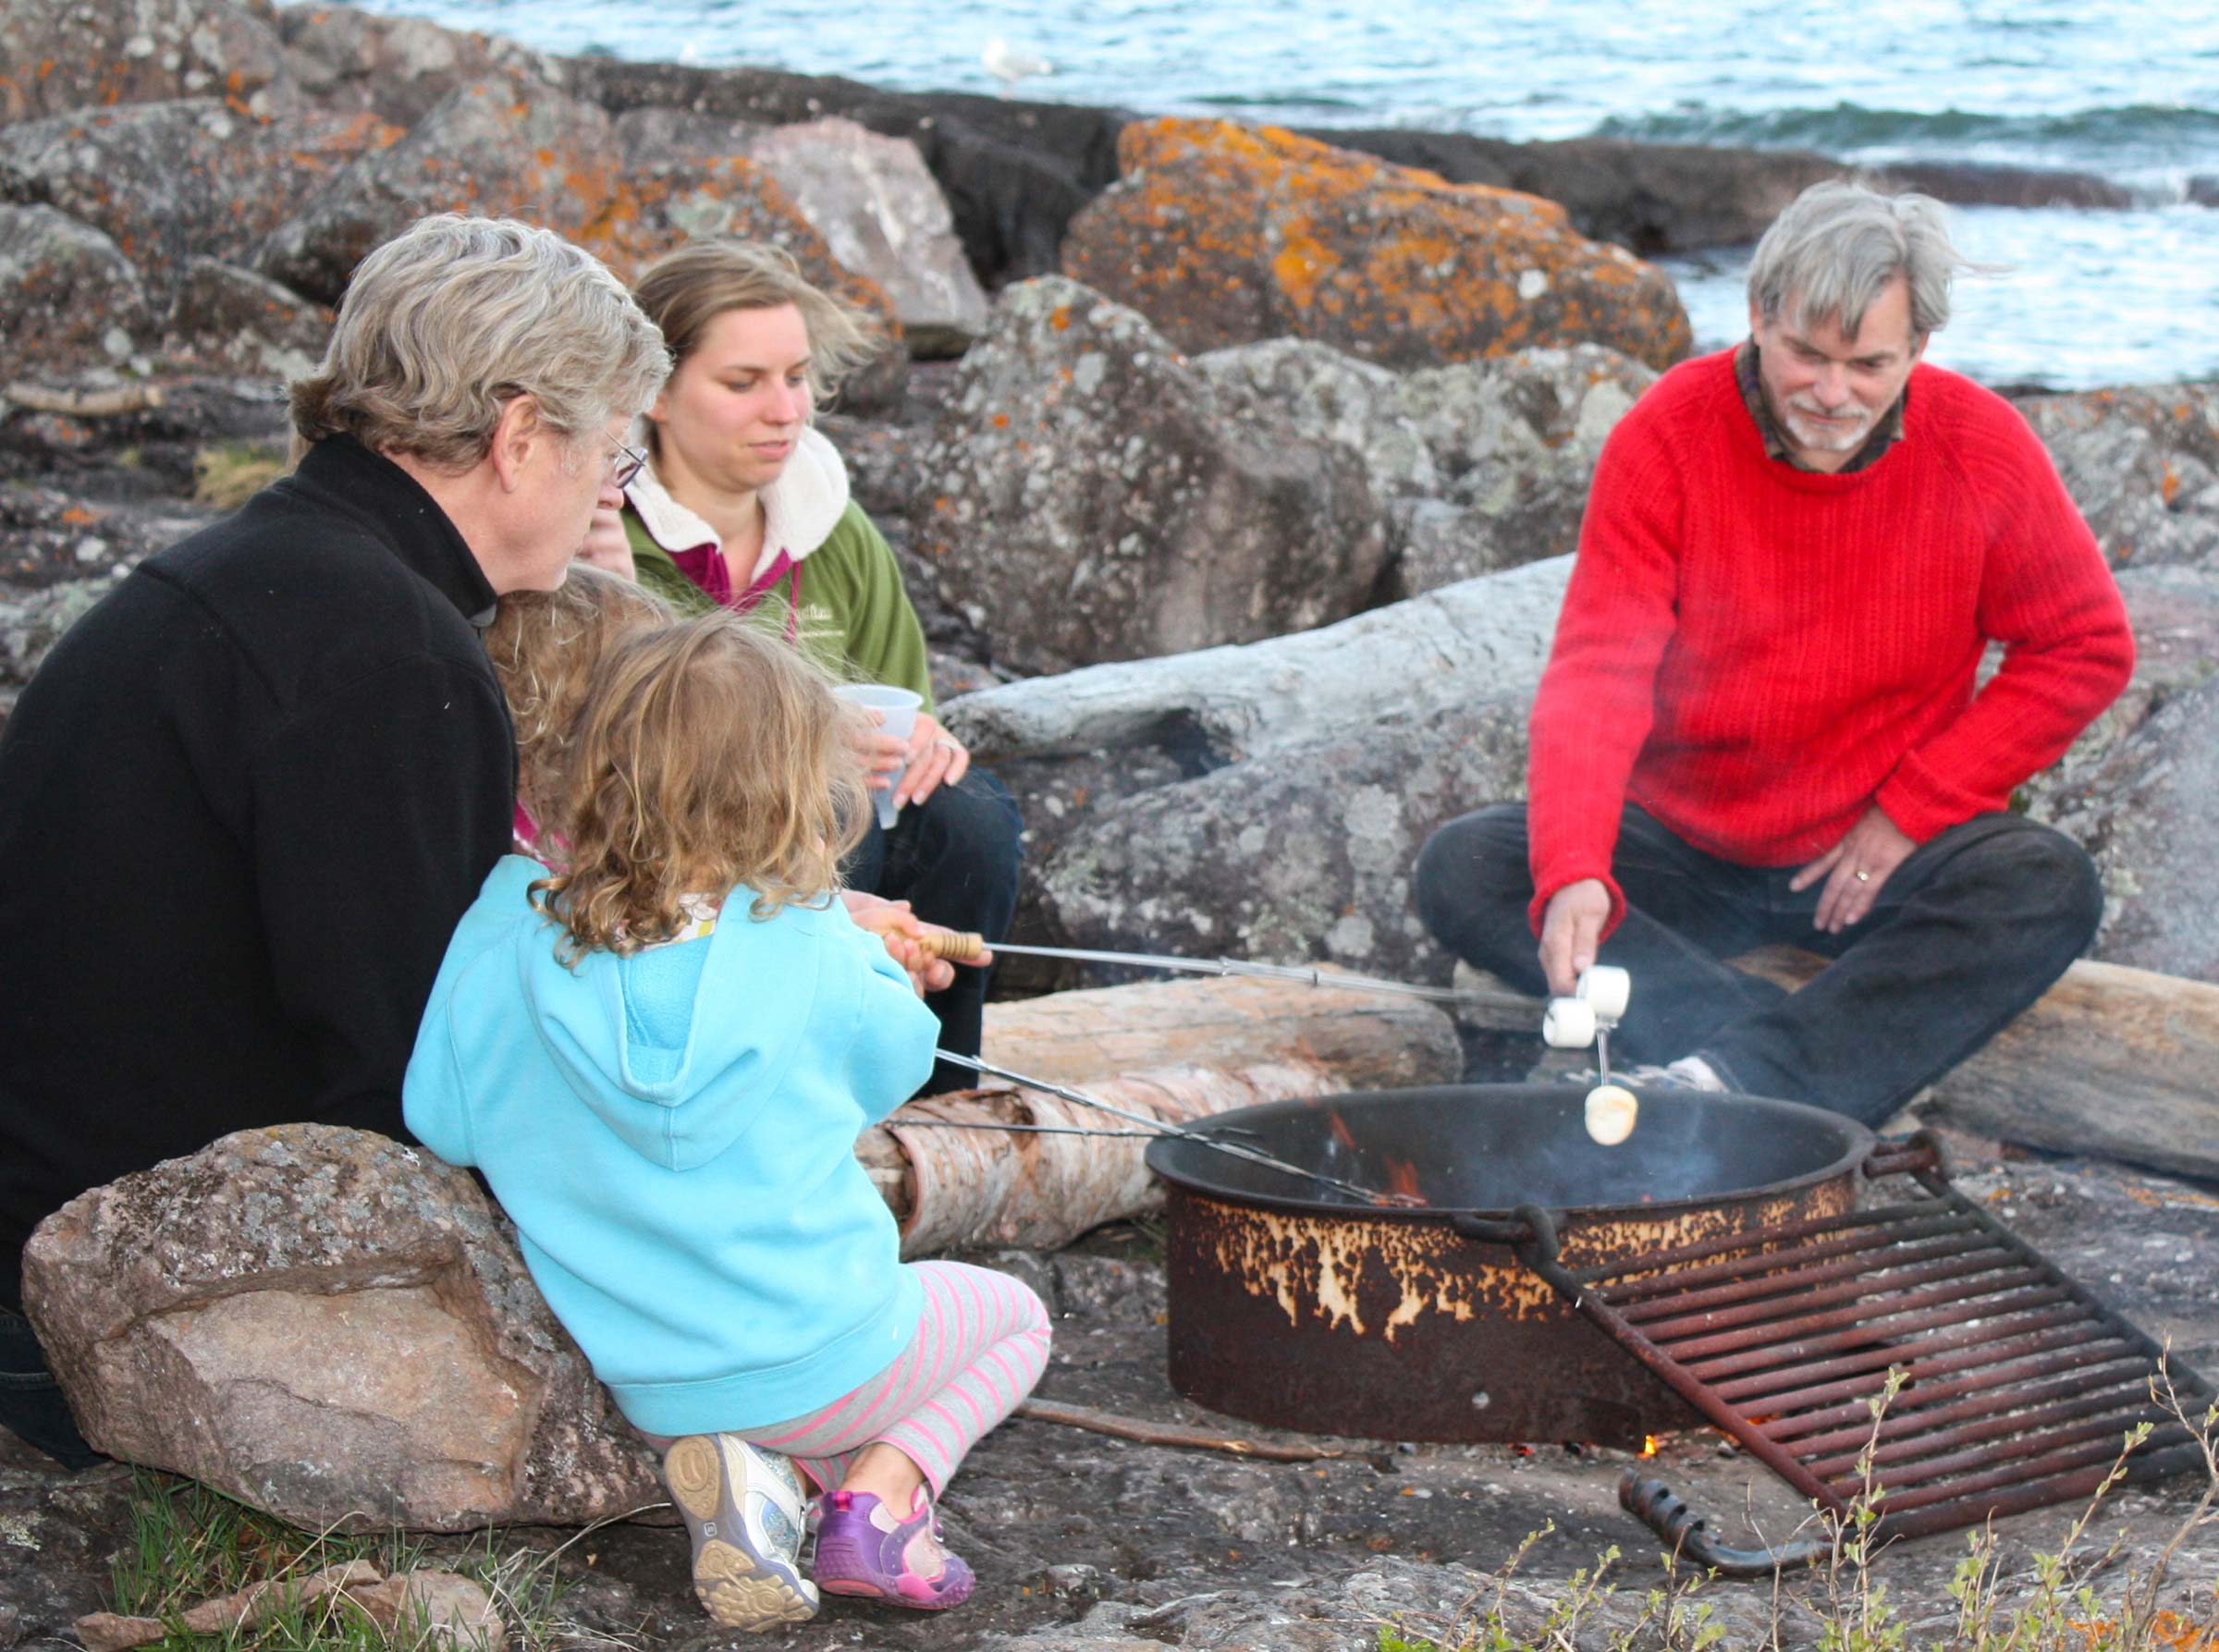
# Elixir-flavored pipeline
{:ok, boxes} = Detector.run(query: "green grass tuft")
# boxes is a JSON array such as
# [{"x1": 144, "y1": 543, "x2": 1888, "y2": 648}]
[
  {"x1": 104, "y1": 1471, "x2": 626, "y2": 1652},
  {"x1": 191, "y1": 446, "x2": 287, "y2": 513}
]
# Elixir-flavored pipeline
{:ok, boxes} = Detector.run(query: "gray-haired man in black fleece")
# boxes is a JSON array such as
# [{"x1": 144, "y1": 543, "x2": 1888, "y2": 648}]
[{"x1": 0, "y1": 214, "x2": 668, "y2": 1466}]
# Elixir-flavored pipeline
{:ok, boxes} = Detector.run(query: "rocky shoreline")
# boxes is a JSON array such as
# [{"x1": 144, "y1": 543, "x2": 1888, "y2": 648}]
[{"x1": 5, "y1": 1, "x2": 2219, "y2": 1644}]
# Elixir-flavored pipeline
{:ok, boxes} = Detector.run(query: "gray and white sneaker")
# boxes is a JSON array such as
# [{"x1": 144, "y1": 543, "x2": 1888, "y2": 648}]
[
  {"x1": 1624, "y1": 1056, "x2": 1728, "y2": 1091},
  {"x1": 1573, "y1": 1055, "x2": 1729, "y2": 1092},
  {"x1": 662, "y1": 1434, "x2": 819, "y2": 1631}
]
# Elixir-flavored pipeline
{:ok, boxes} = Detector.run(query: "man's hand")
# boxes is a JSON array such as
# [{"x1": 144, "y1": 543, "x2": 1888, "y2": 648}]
[
  {"x1": 892, "y1": 713, "x2": 970, "y2": 810},
  {"x1": 1791, "y1": 805, "x2": 1917, "y2": 934},
  {"x1": 840, "y1": 891, "x2": 988, "y2": 997},
  {"x1": 1538, "y1": 877, "x2": 1612, "y2": 997},
  {"x1": 579, "y1": 507, "x2": 636, "y2": 580}
]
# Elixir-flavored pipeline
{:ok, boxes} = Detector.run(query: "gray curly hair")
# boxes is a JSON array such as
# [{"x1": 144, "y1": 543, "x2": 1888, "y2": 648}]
[
  {"x1": 291, "y1": 214, "x2": 669, "y2": 469},
  {"x1": 1747, "y1": 180, "x2": 1975, "y2": 341}
]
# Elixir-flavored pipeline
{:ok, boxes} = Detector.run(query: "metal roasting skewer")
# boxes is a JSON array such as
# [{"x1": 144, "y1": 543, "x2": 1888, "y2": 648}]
[
  {"x1": 917, "y1": 934, "x2": 1504, "y2": 1008},
  {"x1": 933, "y1": 1049, "x2": 1421, "y2": 1208}
]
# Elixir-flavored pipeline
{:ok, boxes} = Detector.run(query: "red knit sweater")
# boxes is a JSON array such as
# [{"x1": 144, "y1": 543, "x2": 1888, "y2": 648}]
[{"x1": 1527, "y1": 349, "x2": 2133, "y2": 936}]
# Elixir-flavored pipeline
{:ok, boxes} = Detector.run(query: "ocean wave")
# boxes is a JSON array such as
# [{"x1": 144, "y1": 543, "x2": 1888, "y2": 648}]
[{"x1": 1594, "y1": 102, "x2": 2219, "y2": 179}]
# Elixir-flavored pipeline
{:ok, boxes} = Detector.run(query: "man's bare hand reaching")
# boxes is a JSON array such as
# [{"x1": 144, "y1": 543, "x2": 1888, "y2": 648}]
[
  {"x1": 1538, "y1": 877, "x2": 1613, "y2": 997},
  {"x1": 1790, "y1": 805, "x2": 1916, "y2": 934}
]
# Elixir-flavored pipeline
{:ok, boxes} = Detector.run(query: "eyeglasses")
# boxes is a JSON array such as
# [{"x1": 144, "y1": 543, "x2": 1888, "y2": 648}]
[{"x1": 607, "y1": 441, "x2": 648, "y2": 490}]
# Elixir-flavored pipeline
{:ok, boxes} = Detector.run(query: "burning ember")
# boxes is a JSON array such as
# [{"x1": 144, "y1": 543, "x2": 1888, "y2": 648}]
[
  {"x1": 1641, "y1": 1436, "x2": 1661, "y2": 1458},
  {"x1": 1359, "y1": 1157, "x2": 1427, "y2": 1208}
]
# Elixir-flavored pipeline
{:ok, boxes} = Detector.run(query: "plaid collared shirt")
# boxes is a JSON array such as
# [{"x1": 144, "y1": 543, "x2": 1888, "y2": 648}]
[{"x1": 1734, "y1": 338, "x2": 1906, "y2": 474}]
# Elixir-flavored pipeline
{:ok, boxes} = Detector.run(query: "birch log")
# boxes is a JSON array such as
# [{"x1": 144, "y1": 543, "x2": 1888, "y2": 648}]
[
  {"x1": 1737, "y1": 948, "x2": 2219, "y2": 1181},
  {"x1": 1457, "y1": 949, "x2": 2219, "y2": 1181},
  {"x1": 859, "y1": 973, "x2": 1461, "y2": 1254}
]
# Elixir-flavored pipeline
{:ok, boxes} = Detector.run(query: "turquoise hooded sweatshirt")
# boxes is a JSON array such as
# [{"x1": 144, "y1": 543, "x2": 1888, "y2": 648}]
[{"x1": 403, "y1": 855, "x2": 937, "y2": 1436}]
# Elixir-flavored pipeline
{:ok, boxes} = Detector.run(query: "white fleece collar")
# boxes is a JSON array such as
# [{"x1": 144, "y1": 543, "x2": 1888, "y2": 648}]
[{"x1": 625, "y1": 424, "x2": 852, "y2": 566}]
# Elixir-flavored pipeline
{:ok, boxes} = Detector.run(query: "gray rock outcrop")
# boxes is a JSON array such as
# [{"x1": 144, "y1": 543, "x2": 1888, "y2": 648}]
[
  {"x1": 2016, "y1": 383, "x2": 2219, "y2": 569},
  {"x1": 165, "y1": 257, "x2": 331, "y2": 378},
  {"x1": 2025, "y1": 564, "x2": 2219, "y2": 980},
  {"x1": 742, "y1": 116, "x2": 990, "y2": 356},
  {"x1": 272, "y1": 0, "x2": 569, "y2": 128},
  {"x1": 0, "y1": 99, "x2": 398, "y2": 299},
  {"x1": 1061, "y1": 117, "x2": 1692, "y2": 373},
  {"x1": 0, "y1": 0, "x2": 296, "y2": 124},
  {"x1": 1195, "y1": 339, "x2": 1655, "y2": 600},
  {"x1": 252, "y1": 73, "x2": 908, "y2": 408},
  {"x1": 915, "y1": 277, "x2": 1393, "y2": 676},
  {"x1": 21, "y1": 1125, "x2": 663, "y2": 1534},
  {"x1": 0, "y1": 205, "x2": 153, "y2": 380},
  {"x1": 943, "y1": 558, "x2": 1570, "y2": 978}
]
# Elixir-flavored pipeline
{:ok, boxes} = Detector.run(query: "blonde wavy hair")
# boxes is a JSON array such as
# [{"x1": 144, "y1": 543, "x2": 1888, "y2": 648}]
[
  {"x1": 533, "y1": 612, "x2": 868, "y2": 960},
  {"x1": 631, "y1": 239, "x2": 882, "y2": 410},
  {"x1": 291, "y1": 214, "x2": 669, "y2": 469},
  {"x1": 485, "y1": 566, "x2": 675, "y2": 846}
]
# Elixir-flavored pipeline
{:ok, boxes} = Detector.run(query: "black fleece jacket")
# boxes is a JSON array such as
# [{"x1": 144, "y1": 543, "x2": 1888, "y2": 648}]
[{"x1": 0, "y1": 437, "x2": 516, "y2": 1311}]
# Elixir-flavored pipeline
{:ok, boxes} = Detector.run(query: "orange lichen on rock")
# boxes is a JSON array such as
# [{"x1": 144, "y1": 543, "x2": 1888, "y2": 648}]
[{"x1": 1063, "y1": 116, "x2": 1690, "y2": 372}]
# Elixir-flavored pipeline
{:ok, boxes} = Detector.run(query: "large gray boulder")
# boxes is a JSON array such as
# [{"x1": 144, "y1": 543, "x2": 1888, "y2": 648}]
[
  {"x1": 272, "y1": 0, "x2": 569, "y2": 128},
  {"x1": 0, "y1": 0, "x2": 296, "y2": 124},
  {"x1": 915, "y1": 276, "x2": 1392, "y2": 676},
  {"x1": 0, "y1": 205, "x2": 153, "y2": 381},
  {"x1": 2024, "y1": 564, "x2": 2219, "y2": 981},
  {"x1": 257, "y1": 75, "x2": 907, "y2": 410},
  {"x1": 255, "y1": 74, "x2": 623, "y2": 307},
  {"x1": 165, "y1": 256, "x2": 331, "y2": 379},
  {"x1": 1193, "y1": 339, "x2": 1655, "y2": 600},
  {"x1": 1061, "y1": 117, "x2": 1692, "y2": 374},
  {"x1": 21, "y1": 1125, "x2": 663, "y2": 1534},
  {"x1": 944, "y1": 558, "x2": 1570, "y2": 978},
  {"x1": 742, "y1": 116, "x2": 990, "y2": 357},
  {"x1": 2015, "y1": 384, "x2": 2219, "y2": 569},
  {"x1": 0, "y1": 100, "x2": 398, "y2": 307}
]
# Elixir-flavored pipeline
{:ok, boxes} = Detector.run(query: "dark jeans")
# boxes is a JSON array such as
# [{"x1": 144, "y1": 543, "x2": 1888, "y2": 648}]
[
  {"x1": 844, "y1": 767, "x2": 1024, "y2": 1095},
  {"x1": 1413, "y1": 802, "x2": 2103, "y2": 1127},
  {"x1": 0, "y1": 1303, "x2": 100, "y2": 1469}
]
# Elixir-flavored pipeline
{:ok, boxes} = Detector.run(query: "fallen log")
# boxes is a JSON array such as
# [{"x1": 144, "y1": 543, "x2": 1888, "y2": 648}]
[
  {"x1": 978, "y1": 969, "x2": 1464, "y2": 1090},
  {"x1": 861, "y1": 973, "x2": 1461, "y2": 1254},
  {"x1": 3, "y1": 381, "x2": 166, "y2": 417},
  {"x1": 1456, "y1": 950, "x2": 2219, "y2": 1183},
  {"x1": 1742, "y1": 949, "x2": 2219, "y2": 1183}
]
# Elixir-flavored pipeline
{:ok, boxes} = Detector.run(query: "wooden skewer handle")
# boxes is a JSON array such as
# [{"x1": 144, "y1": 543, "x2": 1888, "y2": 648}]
[{"x1": 919, "y1": 930, "x2": 987, "y2": 962}]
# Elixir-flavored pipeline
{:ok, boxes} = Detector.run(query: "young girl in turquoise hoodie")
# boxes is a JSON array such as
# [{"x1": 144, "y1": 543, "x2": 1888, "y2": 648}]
[{"x1": 404, "y1": 613, "x2": 1049, "y2": 1632}]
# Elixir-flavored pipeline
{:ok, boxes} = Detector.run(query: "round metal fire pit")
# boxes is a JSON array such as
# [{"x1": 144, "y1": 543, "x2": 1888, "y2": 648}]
[{"x1": 1146, "y1": 1083, "x2": 1873, "y2": 1447}]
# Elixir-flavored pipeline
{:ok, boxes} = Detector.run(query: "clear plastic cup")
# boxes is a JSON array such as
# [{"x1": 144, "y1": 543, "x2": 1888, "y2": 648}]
[{"x1": 834, "y1": 683, "x2": 923, "y2": 830}]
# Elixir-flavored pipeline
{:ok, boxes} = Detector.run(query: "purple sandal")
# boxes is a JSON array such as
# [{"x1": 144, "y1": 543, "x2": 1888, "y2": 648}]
[{"x1": 811, "y1": 1486, "x2": 975, "y2": 1609}]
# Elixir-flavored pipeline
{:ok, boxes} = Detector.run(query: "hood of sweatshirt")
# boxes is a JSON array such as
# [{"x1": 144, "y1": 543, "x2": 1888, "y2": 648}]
[
  {"x1": 500, "y1": 863, "x2": 855, "y2": 1171},
  {"x1": 626, "y1": 424, "x2": 852, "y2": 567}
]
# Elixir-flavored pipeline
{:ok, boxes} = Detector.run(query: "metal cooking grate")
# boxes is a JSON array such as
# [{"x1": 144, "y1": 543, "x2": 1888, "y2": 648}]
[{"x1": 1545, "y1": 1137, "x2": 2215, "y2": 1543}]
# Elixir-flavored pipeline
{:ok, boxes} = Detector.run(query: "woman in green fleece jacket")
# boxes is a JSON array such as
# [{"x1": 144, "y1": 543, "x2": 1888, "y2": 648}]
[{"x1": 582, "y1": 241, "x2": 1021, "y2": 1095}]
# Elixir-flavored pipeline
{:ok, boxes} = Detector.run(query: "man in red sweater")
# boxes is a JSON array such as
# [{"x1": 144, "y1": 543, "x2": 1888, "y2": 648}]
[{"x1": 1414, "y1": 181, "x2": 2135, "y2": 1124}]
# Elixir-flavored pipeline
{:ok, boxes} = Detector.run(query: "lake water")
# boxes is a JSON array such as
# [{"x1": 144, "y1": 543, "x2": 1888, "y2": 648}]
[{"x1": 357, "y1": 0, "x2": 2219, "y2": 389}]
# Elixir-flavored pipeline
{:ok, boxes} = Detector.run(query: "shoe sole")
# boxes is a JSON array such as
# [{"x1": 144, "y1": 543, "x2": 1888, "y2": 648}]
[{"x1": 665, "y1": 1436, "x2": 818, "y2": 1632}]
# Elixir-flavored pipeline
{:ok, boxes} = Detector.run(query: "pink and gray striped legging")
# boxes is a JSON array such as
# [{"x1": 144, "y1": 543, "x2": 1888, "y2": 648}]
[{"x1": 736, "y1": 1260, "x2": 1051, "y2": 1496}]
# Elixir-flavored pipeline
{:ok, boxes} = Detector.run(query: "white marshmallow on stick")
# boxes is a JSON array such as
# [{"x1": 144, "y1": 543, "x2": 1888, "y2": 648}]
[
  {"x1": 1576, "y1": 964, "x2": 1630, "y2": 1024},
  {"x1": 1542, "y1": 997, "x2": 1598, "y2": 1048},
  {"x1": 1585, "y1": 1083, "x2": 1639, "y2": 1146}
]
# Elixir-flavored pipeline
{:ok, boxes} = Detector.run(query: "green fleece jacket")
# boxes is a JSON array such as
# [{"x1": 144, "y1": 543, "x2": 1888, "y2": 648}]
[{"x1": 623, "y1": 431, "x2": 935, "y2": 714}]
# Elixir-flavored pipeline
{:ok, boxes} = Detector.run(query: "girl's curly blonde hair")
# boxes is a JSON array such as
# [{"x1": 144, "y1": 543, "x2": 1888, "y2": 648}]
[
  {"x1": 485, "y1": 565, "x2": 675, "y2": 848},
  {"x1": 533, "y1": 612, "x2": 868, "y2": 960}
]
